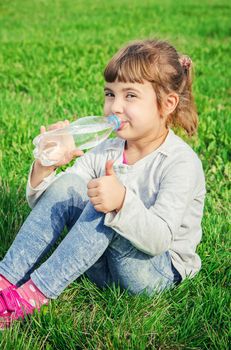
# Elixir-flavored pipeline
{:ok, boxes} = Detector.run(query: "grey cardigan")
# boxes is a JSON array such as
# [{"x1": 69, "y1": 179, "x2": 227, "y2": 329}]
[{"x1": 27, "y1": 129, "x2": 206, "y2": 280}]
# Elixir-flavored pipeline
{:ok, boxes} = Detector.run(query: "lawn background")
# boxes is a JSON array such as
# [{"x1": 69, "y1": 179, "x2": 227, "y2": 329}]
[{"x1": 0, "y1": 0, "x2": 230, "y2": 349}]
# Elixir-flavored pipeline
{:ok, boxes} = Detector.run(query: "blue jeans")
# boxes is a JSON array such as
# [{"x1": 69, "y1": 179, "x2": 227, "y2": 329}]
[{"x1": 0, "y1": 174, "x2": 181, "y2": 299}]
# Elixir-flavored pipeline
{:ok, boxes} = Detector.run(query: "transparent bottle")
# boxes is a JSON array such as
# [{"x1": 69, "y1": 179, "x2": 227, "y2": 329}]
[{"x1": 33, "y1": 115, "x2": 121, "y2": 166}]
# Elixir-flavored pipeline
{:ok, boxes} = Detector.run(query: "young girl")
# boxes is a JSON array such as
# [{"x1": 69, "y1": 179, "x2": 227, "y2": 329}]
[{"x1": 0, "y1": 39, "x2": 206, "y2": 329}]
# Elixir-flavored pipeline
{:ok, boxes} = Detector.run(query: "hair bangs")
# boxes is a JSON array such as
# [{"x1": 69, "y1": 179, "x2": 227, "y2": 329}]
[{"x1": 104, "y1": 55, "x2": 151, "y2": 84}]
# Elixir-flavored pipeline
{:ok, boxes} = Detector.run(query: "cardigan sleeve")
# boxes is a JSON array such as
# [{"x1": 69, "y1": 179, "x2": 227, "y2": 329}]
[
  {"x1": 104, "y1": 153, "x2": 205, "y2": 256},
  {"x1": 26, "y1": 148, "x2": 99, "y2": 208}
]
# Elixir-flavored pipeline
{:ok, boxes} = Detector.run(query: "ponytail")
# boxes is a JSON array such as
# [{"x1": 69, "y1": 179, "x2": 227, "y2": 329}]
[{"x1": 168, "y1": 55, "x2": 198, "y2": 136}]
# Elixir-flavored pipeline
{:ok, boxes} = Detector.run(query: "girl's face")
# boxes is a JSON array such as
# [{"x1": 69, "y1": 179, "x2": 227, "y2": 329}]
[{"x1": 103, "y1": 80, "x2": 168, "y2": 143}]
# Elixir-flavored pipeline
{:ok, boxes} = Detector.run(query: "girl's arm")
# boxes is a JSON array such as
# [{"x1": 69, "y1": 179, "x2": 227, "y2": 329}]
[
  {"x1": 104, "y1": 154, "x2": 206, "y2": 256},
  {"x1": 30, "y1": 120, "x2": 84, "y2": 188},
  {"x1": 30, "y1": 160, "x2": 56, "y2": 188},
  {"x1": 26, "y1": 144, "x2": 101, "y2": 208},
  {"x1": 27, "y1": 120, "x2": 84, "y2": 207}
]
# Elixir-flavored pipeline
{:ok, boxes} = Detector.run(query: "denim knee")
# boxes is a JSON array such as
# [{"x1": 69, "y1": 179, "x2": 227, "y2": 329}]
[
  {"x1": 42, "y1": 173, "x2": 88, "y2": 210},
  {"x1": 106, "y1": 236, "x2": 177, "y2": 295}
]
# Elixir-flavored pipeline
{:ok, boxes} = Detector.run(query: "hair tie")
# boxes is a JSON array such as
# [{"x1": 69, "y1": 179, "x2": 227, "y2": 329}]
[{"x1": 179, "y1": 55, "x2": 192, "y2": 72}]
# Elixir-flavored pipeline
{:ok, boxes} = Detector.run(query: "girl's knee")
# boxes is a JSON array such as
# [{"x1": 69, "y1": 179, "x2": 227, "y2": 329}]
[
  {"x1": 49, "y1": 173, "x2": 82, "y2": 190},
  {"x1": 115, "y1": 269, "x2": 172, "y2": 296},
  {"x1": 44, "y1": 174, "x2": 88, "y2": 206},
  {"x1": 107, "y1": 247, "x2": 175, "y2": 295}
]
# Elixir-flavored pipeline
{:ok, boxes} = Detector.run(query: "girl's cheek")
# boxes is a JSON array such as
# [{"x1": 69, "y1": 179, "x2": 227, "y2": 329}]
[
  {"x1": 124, "y1": 106, "x2": 137, "y2": 120},
  {"x1": 103, "y1": 102, "x2": 110, "y2": 115}
]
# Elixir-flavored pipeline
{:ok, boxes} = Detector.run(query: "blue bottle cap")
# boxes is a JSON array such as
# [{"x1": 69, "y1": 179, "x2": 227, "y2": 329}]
[{"x1": 107, "y1": 115, "x2": 121, "y2": 130}]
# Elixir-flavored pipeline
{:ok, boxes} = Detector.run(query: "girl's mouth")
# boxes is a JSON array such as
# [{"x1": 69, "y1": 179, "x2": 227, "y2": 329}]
[{"x1": 117, "y1": 121, "x2": 128, "y2": 131}]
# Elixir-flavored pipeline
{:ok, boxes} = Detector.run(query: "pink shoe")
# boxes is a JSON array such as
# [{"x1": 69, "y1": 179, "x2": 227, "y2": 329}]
[{"x1": 0, "y1": 286, "x2": 35, "y2": 330}]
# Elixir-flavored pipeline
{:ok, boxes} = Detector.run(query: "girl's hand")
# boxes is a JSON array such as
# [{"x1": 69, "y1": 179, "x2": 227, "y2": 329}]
[
  {"x1": 87, "y1": 160, "x2": 126, "y2": 213},
  {"x1": 40, "y1": 119, "x2": 70, "y2": 133},
  {"x1": 36, "y1": 119, "x2": 84, "y2": 168}
]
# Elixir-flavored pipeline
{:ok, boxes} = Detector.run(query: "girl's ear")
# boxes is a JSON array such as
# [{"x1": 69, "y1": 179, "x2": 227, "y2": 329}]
[{"x1": 162, "y1": 92, "x2": 179, "y2": 116}]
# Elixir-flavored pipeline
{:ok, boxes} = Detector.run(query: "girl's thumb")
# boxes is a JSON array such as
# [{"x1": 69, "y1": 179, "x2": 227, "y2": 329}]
[
  {"x1": 71, "y1": 149, "x2": 84, "y2": 159},
  {"x1": 105, "y1": 160, "x2": 115, "y2": 176}
]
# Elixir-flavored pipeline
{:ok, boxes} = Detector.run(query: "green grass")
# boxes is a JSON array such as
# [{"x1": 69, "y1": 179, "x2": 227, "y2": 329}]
[{"x1": 0, "y1": 0, "x2": 230, "y2": 349}]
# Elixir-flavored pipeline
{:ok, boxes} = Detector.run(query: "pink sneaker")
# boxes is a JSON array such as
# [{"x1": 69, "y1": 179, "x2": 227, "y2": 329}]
[{"x1": 0, "y1": 286, "x2": 35, "y2": 330}]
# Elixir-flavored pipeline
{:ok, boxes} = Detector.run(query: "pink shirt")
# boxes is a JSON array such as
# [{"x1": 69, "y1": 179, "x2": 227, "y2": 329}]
[{"x1": 122, "y1": 150, "x2": 128, "y2": 164}]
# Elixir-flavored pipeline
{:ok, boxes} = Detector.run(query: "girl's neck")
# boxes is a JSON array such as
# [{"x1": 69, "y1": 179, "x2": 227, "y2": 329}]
[{"x1": 124, "y1": 128, "x2": 169, "y2": 165}]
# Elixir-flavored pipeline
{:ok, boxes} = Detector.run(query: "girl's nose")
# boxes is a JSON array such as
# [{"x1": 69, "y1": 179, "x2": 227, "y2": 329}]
[{"x1": 111, "y1": 98, "x2": 123, "y2": 115}]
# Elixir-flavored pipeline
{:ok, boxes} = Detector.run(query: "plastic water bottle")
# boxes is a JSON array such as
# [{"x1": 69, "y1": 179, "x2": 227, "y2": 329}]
[{"x1": 33, "y1": 115, "x2": 121, "y2": 166}]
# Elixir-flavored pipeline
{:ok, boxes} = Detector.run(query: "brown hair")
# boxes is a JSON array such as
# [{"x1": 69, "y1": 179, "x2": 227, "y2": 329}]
[{"x1": 104, "y1": 39, "x2": 198, "y2": 136}]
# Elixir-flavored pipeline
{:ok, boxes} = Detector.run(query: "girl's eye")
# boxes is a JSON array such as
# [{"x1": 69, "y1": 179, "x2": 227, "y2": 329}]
[
  {"x1": 126, "y1": 93, "x2": 136, "y2": 99},
  {"x1": 105, "y1": 92, "x2": 114, "y2": 97}
]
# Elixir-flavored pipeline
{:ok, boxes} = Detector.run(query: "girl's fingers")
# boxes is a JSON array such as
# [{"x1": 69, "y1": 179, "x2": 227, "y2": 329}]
[
  {"x1": 56, "y1": 149, "x2": 83, "y2": 167},
  {"x1": 48, "y1": 122, "x2": 64, "y2": 131},
  {"x1": 41, "y1": 119, "x2": 70, "y2": 133},
  {"x1": 63, "y1": 149, "x2": 83, "y2": 164},
  {"x1": 89, "y1": 197, "x2": 102, "y2": 206},
  {"x1": 40, "y1": 125, "x2": 46, "y2": 134},
  {"x1": 71, "y1": 149, "x2": 84, "y2": 158},
  {"x1": 93, "y1": 204, "x2": 106, "y2": 213},
  {"x1": 87, "y1": 188, "x2": 99, "y2": 198},
  {"x1": 47, "y1": 120, "x2": 69, "y2": 131}
]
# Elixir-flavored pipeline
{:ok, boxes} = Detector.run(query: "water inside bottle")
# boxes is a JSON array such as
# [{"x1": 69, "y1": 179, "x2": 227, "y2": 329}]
[
  {"x1": 72, "y1": 124, "x2": 113, "y2": 150},
  {"x1": 33, "y1": 122, "x2": 114, "y2": 166}
]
